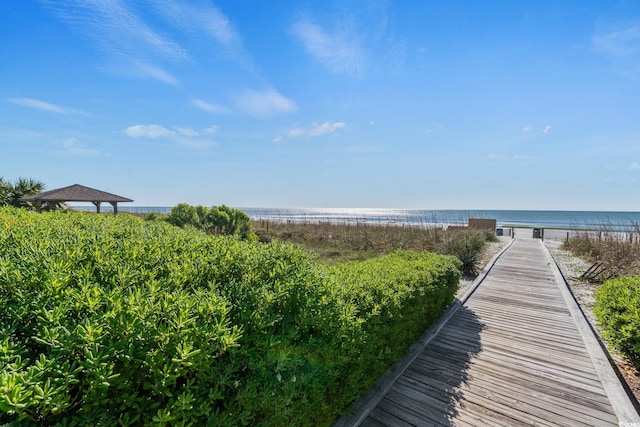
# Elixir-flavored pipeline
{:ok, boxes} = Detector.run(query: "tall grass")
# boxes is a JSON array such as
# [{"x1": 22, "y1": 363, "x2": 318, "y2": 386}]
[
  {"x1": 252, "y1": 220, "x2": 496, "y2": 274},
  {"x1": 562, "y1": 226, "x2": 640, "y2": 281}
]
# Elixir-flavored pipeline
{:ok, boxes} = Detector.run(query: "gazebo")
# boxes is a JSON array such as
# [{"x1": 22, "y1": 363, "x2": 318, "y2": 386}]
[{"x1": 19, "y1": 184, "x2": 133, "y2": 214}]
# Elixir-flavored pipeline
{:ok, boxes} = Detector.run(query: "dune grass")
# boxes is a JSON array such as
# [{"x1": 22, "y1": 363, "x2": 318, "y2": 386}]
[
  {"x1": 252, "y1": 220, "x2": 497, "y2": 274},
  {"x1": 562, "y1": 228, "x2": 640, "y2": 282}
]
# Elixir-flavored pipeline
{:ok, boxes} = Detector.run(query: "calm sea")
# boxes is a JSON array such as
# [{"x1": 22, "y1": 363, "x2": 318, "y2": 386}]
[{"x1": 105, "y1": 207, "x2": 640, "y2": 230}]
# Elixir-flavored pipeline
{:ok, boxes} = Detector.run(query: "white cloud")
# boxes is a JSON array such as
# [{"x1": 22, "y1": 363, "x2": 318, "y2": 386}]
[
  {"x1": 288, "y1": 121, "x2": 346, "y2": 138},
  {"x1": 192, "y1": 98, "x2": 231, "y2": 114},
  {"x1": 124, "y1": 124, "x2": 176, "y2": 138},
  {"x1": 234, "y1": 89, "x2": 296, "y2": 118},
  {"x1": 8, "y1": 97, "x2": 67, "y2": 113},
  {"x1": 61, "y1": 138, "x2": 101, "y2": 156},
  {"x1": 291, "y1": 20, "x2": 363, "y2": 76},
  {"x1": 629, "y1": 162, "x2": 640, "y2": 171},
  {"x1": 543, "y1": 125, "x2": 552, "y2": 134},
  {"x1": 123, "y1": 124, "x2": 218, "y2": 149},
  {"x1": 176, "y1": 128, "x2": 199, "y2": 137},
  {"x1": 522, "y1": 126, "x2": 532, "y2": 133}
]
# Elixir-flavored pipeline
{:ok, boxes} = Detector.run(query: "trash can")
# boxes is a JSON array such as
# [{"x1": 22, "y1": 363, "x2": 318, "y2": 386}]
[
  {"x1": 496, "y1": 228, "x2": 503, "y2": 236},
  {"x1": 533, "y1": 228, "x2": 542, "y2": 238}
]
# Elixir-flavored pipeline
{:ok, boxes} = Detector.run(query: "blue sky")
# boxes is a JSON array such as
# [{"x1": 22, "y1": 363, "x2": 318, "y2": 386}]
[{"x1": 2, "y1": 1, "x2": 640, "y2": 210}]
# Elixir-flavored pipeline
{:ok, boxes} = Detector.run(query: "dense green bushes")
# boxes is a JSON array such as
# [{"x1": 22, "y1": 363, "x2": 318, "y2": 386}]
[
  {"x1": 0, "y1": 207, "x2": 460, "y2": 426},
  {"x1": 563, "y1": 230, "x2": 640, "y2": 369},
  {"x1": 165, "y1": 203, "x2": 251, "y2": 238},
  {"x1": 594, "y1": 276, "x2": 640, "y2": 369}
]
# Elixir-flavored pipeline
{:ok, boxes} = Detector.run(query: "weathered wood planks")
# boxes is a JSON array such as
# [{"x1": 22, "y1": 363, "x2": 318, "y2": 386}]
[{"x1": 336, "y1": 238, "x2": 639, "y2": 426}]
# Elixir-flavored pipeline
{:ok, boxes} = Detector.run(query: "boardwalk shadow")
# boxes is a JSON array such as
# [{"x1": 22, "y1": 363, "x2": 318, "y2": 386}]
[
  {"x1": 404, "y1": 305, "x2": 484, "y2": 426},
  {"x1": 334, "y1": 304, "x2": 484, "y2": 426}
]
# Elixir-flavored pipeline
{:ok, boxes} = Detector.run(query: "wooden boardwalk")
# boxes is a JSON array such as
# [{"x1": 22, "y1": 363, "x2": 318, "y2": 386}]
[{"x1": 336, "y1": 237, "x2": 640, "y2": 426}]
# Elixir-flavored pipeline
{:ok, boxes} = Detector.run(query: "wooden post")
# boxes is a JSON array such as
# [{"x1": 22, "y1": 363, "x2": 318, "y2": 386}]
[{"x1": 92, "y1": 201, "x2": 101, "y2": 214}]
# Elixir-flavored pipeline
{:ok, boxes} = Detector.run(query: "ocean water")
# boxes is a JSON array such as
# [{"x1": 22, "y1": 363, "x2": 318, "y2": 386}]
[{"x1": 106, "y1": 206, "x2": 640, "y2": 230}]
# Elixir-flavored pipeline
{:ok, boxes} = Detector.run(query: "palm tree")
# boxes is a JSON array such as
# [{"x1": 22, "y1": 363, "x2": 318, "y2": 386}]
[
  {"x1": 0, "y1": 177, "x2": 45, "y2": 208},
  {"x1": 0, "y1": 177, "x2": 10, "y2": 206}
]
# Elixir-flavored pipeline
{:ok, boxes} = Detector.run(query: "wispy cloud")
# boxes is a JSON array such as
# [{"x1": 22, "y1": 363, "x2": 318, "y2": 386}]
[
  {"x1": 192, "y1": 98, "x2": 231, "y2": 114},
  {"x1": 593, "y1": 25, "x2": 640, "y2": 57},
  {"x1": 41, "y1": 0, "x2": 189, "y2": 84},
  {"x1": 234, "y1": 89, "x2": 296, "y2": 118},
  {"x1": 290, "y1": 4, "x2": 406, "y2": 77},
  {"x1": 42, "y1": 0, "x2": 253, "y2": 85},
  {"x1": 8, "y1": 97, "x2": 68, "y2": 113},
  {"x1": 204, "y1": 125, "x2": 219, "y2": 134},
  {"x1": 120, "y1": 60, "x2": 180, "y2": 86},
  {"x1": 145, "y1": 0, "x2": 241, "y2": 49},
  {"x1": 287, "y1": 121, "x2": 346, "y2": 138},
  {"x1": 43, "y1": 0, "x2": 189, "y2": 59},
  {"x1": 519, "y1": 124, "x2": 552, "y2": 134},
  {"x1": 629, "y1": 162, "x2": 640, "y2": 171},
  {"x1": 291, "y1": 20, "x2": 363, "y2": 76},
  {"x1": 61, "y1": 138, "x2": 101, "y2": 156}
]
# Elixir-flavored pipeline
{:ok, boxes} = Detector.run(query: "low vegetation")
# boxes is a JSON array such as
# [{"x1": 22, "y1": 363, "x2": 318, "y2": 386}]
[
  {"x1": 253, "y1": 220, "x2": 496, "y2": 274},
  {"x1": 594, "y1": 276, "x2": 640, "y2": 369},
  {"x1": 163, "y1": 203, "x2": 252, "y2": 239},
  {"x1": 0, "y1": 207, "x2": 461, "y2": 426},
  {"x1": 562, "y1": 229, "x2": 640, "y2": 281},
  {"x1": 563, "y1": 229, "x2": 640, "y2": 370}
]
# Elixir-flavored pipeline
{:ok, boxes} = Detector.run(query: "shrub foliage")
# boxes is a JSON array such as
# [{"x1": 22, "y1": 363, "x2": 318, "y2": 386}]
[
  {"x1": 594, "y1": 276, "x2": 640, "y2": 369},
  {"x1": 166, "y1": 203, "x2": 251, "y2": 239},
  {"x1": 0, "y1": 207, "x2": 460, "y2": 426}
]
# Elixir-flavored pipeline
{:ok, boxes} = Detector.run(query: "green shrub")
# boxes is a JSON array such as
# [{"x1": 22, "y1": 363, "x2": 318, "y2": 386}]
[
  {"x1": 320, "y1": 251, "x2": 461, "y2": 405},
  {"x1": 165, "y1": 203, "x2": 200, "y2": 228},
  {"x1": 594, "y1": 276, "x2": 640, "y2": 368},
  {"x1": 0, "y1": 207, "x2": 461, "y2": 426},
  {"x1": 166, "y1": 203, "x2": 251, "y2": 239}
]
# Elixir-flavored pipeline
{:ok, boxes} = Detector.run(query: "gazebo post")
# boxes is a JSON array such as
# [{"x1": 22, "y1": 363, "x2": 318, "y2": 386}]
[
  {"x1": 92, "y1": 201, "x2": 101, "y2": 214},
  {"x1": 110, "y1": 202, "x2": 118, "y2": 215}
]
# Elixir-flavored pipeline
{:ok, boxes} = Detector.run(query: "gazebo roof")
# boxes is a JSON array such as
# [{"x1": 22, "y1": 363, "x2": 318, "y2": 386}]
[{"x1": 20, "y1": 184, "x2": 133, "y2": 203}]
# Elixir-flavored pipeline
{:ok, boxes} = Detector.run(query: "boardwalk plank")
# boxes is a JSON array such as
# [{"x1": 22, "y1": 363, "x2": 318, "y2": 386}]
[{"x1": 336, "y1": 238, "x2": 639, "y2": 426}]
